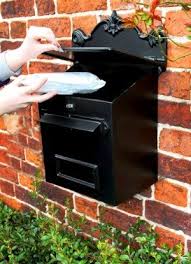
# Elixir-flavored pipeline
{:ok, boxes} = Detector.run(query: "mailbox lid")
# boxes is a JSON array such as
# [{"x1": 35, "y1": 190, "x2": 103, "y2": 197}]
[{"x1": 45, "y1": 46, "x2": 165, "y2": 69}]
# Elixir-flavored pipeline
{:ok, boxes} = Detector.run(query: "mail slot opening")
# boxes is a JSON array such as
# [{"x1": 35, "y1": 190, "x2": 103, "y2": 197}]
[{"x1": 55, "y1": 154, "x2": 99, "y2": 192}]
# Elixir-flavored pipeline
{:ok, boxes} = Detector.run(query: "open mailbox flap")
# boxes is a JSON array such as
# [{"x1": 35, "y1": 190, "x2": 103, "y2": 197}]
[{"x1": 44, "y1": 11, "x2": 167, "y2": 71}]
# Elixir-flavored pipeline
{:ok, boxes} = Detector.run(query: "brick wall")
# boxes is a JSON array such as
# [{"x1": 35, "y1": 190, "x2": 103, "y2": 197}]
[{"x1": 0, "y1": 0, "x2": 191, "y2": 253}]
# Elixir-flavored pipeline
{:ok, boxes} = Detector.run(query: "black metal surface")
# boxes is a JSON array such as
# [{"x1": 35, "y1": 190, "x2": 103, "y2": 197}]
[{"x1": 40, "y1": 10, "x2": 167, "y2": 205}]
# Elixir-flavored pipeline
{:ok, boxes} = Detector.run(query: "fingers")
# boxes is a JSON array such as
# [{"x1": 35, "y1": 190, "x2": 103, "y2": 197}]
[
  {"x1": 39, "y1": 43, "x2": 61, "y2": 53},
  {"x1": 22, "y1": 78, "x2": 48, "y2": 94},
  {"x1": 28, "y1": 91, "x2": 57, "y2": 103},
  {"x1": 10, "y1": 75, "x2": 26, "y2": 86},
  {"x1": 28, "y1": 26, "x2": 60, "y2": 47}
]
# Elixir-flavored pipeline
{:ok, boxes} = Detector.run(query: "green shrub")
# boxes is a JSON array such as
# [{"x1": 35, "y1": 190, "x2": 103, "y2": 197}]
[{"x1": 0, "y1": 202, "x2": 190, "y2": 263}]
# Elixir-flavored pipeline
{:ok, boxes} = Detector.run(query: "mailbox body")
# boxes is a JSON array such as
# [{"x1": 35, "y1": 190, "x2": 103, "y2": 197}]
[{"x1": 39, "y1": 11, "x2": 166, "y2": 205}]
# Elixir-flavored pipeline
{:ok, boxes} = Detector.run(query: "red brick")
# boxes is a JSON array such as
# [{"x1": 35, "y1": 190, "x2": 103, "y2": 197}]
[
  {"x1": 155, "y1": 226, "x2": 184, "y2": 251},
  {"x1": 57, "y1": 0, "x2": 107, "y2": 13},
  {"x1": 27, "y1": 137, "x2": 42, "y2": 151},
  {"x1": 53, "y1": 204, "x2": 65, "y2": 222},
  {"x1": 158, "y1": 72, "x2": 190, "y2": 100},
  {"x1": 1, "y1": 41, "x2": 22, "y2": 52},
  {"x1": 0, "y1": 193, "x2": 22, "y2": 211},
  {"x1": 0, "y1": 149, "x2": 9, "y2": 165},
  {"x1": 75, "y1": 196, "x2": 98, "y2": 219},
  {"x1": 0, "y1": 117, "x2": 5, "y2": 130},
  {"x1": 160, "y1": 129, "x2": 191, "y2": 157},
  {"x1": 155, "y1": 179, "x2": 188, "y2": 207},
  {"x1": 111, "y1": 0, "x2": 135, "y2": 9},
  {"x1": 1, "y1": 0, "x2": 35, "y2": 18},
  {"x1": 158, "y1": 101, "x2": 191, "y2": 128},
  {"x1": 31, "y1": 103, "x2": 39, "y2": 122},
  {"x1": 0, "y1": 133, "x2": 11, "y2": 148},
  {"x1": 21, "y1": 161, "x2": 37, "y2": 175},
  {"x1": 140, "y1": 187, "x2": 152, "y2": 197},
  {"x1": 167, "y1": 41, "x2": 191, "y2": 68},
  {"x1": 0, "y1": 179, "x2": 14, "y2": 196},
  {"x1": 29, "y1": 61, "x2": 68, "y2": 74},
  {"x1": 0, "y1": 165, "x2": 18, "y2": 183},
  {"x1": 17, "y1": 133, "x2": 28, "y2": 147},
  {"x1": 15, "y1": 185, "x2": 46, "y2": 211},
  {"x1": 145, "y1": 200, "x2": 191, "y2": 236},
  {"x1": 165, "y1": 11, "x2": 191, "y2": 36},
  {"x1": 11, "y1": 21, "x2": 26, "y2": 39},
  {"x1": 68, "y1": 212, "x2": 99, "y2": 238},
  {"x1": 7, "y1": 141, "x2": 25, "y2": 159},
  {"x1": 159, "y1": 154, "x2": 191, "y2": 184},
  {"x1": 36, "y1": 0, "x2": 55, "y2": 15},
  {"x1": 0, "y1": 22, "x2": 9, "y2": 38},
  {"x1": 73, "y1": 16, "x2": 97, "y2": 35},
  {"x1": 25, "y1": 149, "x2": 43, "y2": 167},
  {"x1": 40, "y1": 181, "x2": 73, "y2": 208},
  {"x1": 10, "y1": 156, "x2": 21, "y2": 171},
  {"x1": 28, "y1": 18, "x2": 71, "y2": 38},
  {"x1": 19, "y1": 173, "x2": 35, "y2": 190},
  {"x1": 99, "y1": 206, "x2": 137, "y2": 231},
  {"x1": 118, "y1": 197, "x2": 143, "y2": 216}
]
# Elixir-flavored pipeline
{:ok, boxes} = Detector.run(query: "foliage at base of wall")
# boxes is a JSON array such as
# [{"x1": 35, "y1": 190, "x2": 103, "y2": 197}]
[{"x1": 0, "y1": 202, "x2": 191, "y2": 264}]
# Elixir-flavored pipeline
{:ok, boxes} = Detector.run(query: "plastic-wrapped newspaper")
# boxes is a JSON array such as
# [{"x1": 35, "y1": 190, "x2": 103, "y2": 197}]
[{"x1": 21, "y1": 72, "x2": 106, "y2": 95}]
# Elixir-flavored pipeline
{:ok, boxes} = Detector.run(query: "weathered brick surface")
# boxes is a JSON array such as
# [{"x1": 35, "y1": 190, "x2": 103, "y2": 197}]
[
  {"x1": 75, "y1": 196, "x2": 98, "y2": 219},
  {"x1": 1, "y1": 41, "x2": 22, "y2": 52},
  {"x1": 36, "y1": 0, "x2": 55, "y2": 16},
  {"x1": 7, "y1": 142, "x2": 25, "y2": 159},
  {"x1": 1, "y1": 0, "x2": 35, "y2": 18},
  {"x1": 21, "y1": 161, "x2": 37, "y2": 175},
  {"x1": 158, "y1": 101, "x2": 191, "y2": 128},
  {"x1": 155, "y1": 226, "x2": 184, "y2": 251},
  {"x1": 10, "y1": 157, "x2": 21, "y2": 171},
  {"x1": 25, "y1": 149, "x2": 43, "y2": 167},
  {"x1": 111, "y1": 0, "x2": 135, "y2": 9},
  {"x1": 28, "y1": 18, "x2": 71, "y2": 38},
  {"x1": 100, "y1": 206, "x2": 137, "y2": 231},
  {"x1": 117, "y1": 197, "x2": 143, "y2": 216},
  {"x1": 29, "y1": 62, "x2": 68, "y2": 74},
  {"x1": 11, "y1": 21, "x2": 26, "y2": 39},
  {"x1": 167, "y1": 42, "x2": 191, "y2": 68},
  {"x1": 160, "y1": 129, "x2": 191, "y2": 157},
  {"x1": 159, "y1": 154, "x2": 191, "y2": 184},
  {"x1": 0, "y1": 165, "x2": 18, "y2": 183},
  {"x1": 19, "y1": 173, "x2": 35, "y2": 190},
  {"x1": 72, "y1": 16, "x2": 97, "y2": 34},
  {"x1": 154, "y1": 179, "x2": 188, "y2": 207},
  {"x1": 0, "y1": 22, "x2": 9, "y2": 38},
  {"x1": 15, "y1": 185, "x2": 46, "y2": 211},
  {"x1": 57, "y1": 0, "x2": 107, "y2": 13},
  {"x1": 165, "y1": 11, "x2": 191, "y2": 36},
  {"x1": 158, "y1": 72, "x2": 190, "y2": 100},
  {"x1": 0, "y1": 149, "x2": 10, "y2": 165},
  {"x1": 0, "y1": 180, "x2": 14, "y2": 196},
  {"x1": 146, "y1": 200, "x2": 191, "y2": 236},
  {"x1": 40, "y1": 182, "x2": 73, "y2": 208}
]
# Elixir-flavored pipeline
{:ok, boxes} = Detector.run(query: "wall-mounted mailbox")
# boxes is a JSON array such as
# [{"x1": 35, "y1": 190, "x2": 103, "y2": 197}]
[{"x1": 39, "y1": 11, "x2": 167, "y2": 205}]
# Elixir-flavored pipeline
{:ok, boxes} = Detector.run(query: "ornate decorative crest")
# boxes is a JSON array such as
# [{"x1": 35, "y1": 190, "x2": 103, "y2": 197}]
[
  {"x1": 134, "y1": 27, "x2": 165, "y2": 48},
  {"x1": 104, "y1": 10, "x2": 123, "y2": 35},
  {"x1": 72, "y1": 29, "x2": 91, "y2": 46}
]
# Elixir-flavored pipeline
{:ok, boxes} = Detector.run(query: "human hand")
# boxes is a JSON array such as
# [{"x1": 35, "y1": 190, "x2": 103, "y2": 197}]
[
  {"x1": 5, "y1": 26, "x2": 61, "y2": 72},
  {"x1": 0, "y1": 75, "x2": 56, "y2": 115}
]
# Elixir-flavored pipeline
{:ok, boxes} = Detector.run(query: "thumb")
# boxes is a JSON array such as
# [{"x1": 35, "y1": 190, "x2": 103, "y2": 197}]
[{"x1": 38, "y1": 43, "x2": 60, "y2": 54}]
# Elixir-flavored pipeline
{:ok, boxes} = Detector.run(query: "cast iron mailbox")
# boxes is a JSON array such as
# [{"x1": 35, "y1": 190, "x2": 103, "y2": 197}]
[{"x1": 39, "y1": 11, "x2": 167, "y2": 205}]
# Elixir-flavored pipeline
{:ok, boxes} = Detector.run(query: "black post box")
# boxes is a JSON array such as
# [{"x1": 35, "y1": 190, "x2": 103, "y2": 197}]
[{"x1": 39, "y1": 11, "x2": 167, "y2": 205}]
